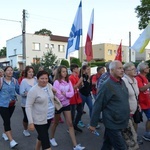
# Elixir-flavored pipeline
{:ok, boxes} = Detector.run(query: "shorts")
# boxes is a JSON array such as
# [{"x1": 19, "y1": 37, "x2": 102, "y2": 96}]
[
  {"x1": 142, "y1": 109, "x2": 150, "y2": 120},
  {"x1": 55, "y1": 105, "x2": 70, "y2": 114}
]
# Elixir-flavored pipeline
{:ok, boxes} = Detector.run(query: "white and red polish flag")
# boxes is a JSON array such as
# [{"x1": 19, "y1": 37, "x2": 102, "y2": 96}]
[{"x1": 85, "y1": 9, "x2": 94, "y2": 62}]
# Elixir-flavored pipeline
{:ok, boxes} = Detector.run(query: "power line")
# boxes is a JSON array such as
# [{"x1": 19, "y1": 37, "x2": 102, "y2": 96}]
[{"x1": 0, "y1": 18, "x2": 21, "y2": 23}]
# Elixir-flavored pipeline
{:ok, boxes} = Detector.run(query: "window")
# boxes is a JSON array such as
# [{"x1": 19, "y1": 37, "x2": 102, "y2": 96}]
[
  {"x1": 33, "y1": 57, "x2": 40, "y2": 64},
  {"x1": 108, "y1": 49, "x2": 112, "y2": 55},
  {"x1": 32, "y1": 43, "x2": 40, "y2": 50},
  {"x1": 58, "y1": 45, "x2": 65, "y2": 52},
  {"x1": 14, "y1": 49, "x2": 16, "y2": 55},
  {"x1": 51, "y1": 44, "x2": 54, "y2": 48},
  {"x1": 114, "y1": 50, "x2": 116, "y2": 54},
  {"x1": 10, "y1": 60, "x2": 13, "y2": 66},
  {"x1": 45, "y1": 43, "x2": 49, "y2": 49},
  {"x1": 148, "y1": 53, "x2": 150, "y2": 58},
  {"x1": 132, "y1": 51, "x2": 134, "y2": 55}
]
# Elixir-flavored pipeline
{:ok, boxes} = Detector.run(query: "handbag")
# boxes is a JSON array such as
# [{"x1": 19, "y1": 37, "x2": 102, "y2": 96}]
[
  {"x1": 122, "y1": 119, "x2": 140, "y2": 149},
  {"x1": 129, "y1": 82, "x2": 143, "y2": 124},
  {"x1": 133, "y1": 106, "x2": 143, "y2": 123},
  {"x1": 54, "y1": 96, "x2": 63, "y2": 111},
  {"x1": 9, "y1": 100, "x2": 16, "y2": 107}
]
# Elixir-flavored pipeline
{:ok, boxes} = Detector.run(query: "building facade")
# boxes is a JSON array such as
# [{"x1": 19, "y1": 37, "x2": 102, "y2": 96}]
[
  {"x1": 135, "y1": 49, "x2": 150, "y2": 62},
  {"x1": 6, "y1": 34, "x2": 68, "y2": 70},
  {"x1": 79, "y1": 43, "x2": 136, "y2": 62}
]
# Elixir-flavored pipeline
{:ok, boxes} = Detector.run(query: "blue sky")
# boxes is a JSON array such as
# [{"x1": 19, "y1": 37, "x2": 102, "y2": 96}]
[{"x1": 0, "y1": 0, "x2": 142, "y2": 49}]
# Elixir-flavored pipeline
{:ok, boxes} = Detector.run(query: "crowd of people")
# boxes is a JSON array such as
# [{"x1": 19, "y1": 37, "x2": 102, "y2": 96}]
[{"x1": 0, "y1": 60, "x2": 150, "y2": 150}]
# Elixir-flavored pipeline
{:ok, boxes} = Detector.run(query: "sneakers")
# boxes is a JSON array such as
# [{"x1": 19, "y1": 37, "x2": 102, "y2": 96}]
[
  {"x1": 23, "y1": 130, "x2": 30, "y2": 137},
  {"x1": 50, "y1": 138, "x2": 58, "y2": 146},
  {"x1": 10, "y1": 140, "x2": 18, "y2": 148},
  {"x1": 73, "y1": 144, "x2": 85, "y2": 150},
  {"x1": 96, "y1": 124, "x2": 101, "y2": 129},
  {"x1": 137, "y1": 136, "x2": 143, "y2": 145},
  {"x1": 2, "y1": 133, "x2": 8, "y2": 141},
  {"x1": 142, "y1": 132, "x2": 150, "y2": 141},
  {"x1": 78, "y1": 121, "x2": 85, "y2": 128},
  {"x1": 74, "y1": 125, "x2": 83, "y2": 133}
]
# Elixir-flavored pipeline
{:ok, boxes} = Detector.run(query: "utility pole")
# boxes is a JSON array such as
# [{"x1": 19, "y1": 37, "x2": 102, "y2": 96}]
[
  {"x1": 129, "y1": 31, "x2": 131, "y2": 62},
  {"x1": 22, "y1": 9, "x2": 26, "y2": 69}
]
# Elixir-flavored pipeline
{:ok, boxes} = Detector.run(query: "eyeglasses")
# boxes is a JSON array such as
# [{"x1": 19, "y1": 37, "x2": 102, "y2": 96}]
[{"x1": 127, "y1": 68, "x2": 136, "y2": 71}]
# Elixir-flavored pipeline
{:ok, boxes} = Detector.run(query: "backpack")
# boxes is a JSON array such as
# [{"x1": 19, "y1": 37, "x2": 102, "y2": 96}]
[{"x1": 0, "y1": 77, "x2": 17, "y2": 90}]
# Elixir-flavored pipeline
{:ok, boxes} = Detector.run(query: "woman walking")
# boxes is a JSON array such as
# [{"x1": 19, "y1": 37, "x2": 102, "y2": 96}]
[
  {"x1": 20, "y1": 66, "x2": 37, "y2": 137},
  {"x1": 122, "y1": 62, "x2": 140, "y2": 149},
  {"x1": 26, "y1": 70, "x2": 55, "y2": 150},
  {"x1": 0, "y1": 66, "x2": 19, "y2": 148},
  {"x1": 50, "y1": 65, "x2": 85, "y2": 150}
]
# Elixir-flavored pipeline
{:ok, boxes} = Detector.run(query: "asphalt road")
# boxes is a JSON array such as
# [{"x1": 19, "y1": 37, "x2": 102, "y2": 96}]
[{"x1": 0, "y1": 101, "x2": 150, "y2": 150}]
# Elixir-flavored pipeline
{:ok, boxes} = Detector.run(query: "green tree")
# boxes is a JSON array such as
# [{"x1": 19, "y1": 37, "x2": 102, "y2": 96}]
[
  {"x1": 0, "y1": 47, "x2": 6, "y2": 57},
  {"x1": 34, "y1": 28, "x2": 52, "y2": 36},
  {"x1": 31, "y1": 63, "x2": 42, "y2": 75},
  {"x1": 31, "y1": 49, "x2": 57, "y2": 74},
  {"x1": 135, "y1": 0, "x2": 150, "y2": 30},
  {"x1": 70, "y1": 58, "x2": 81, "y2": 67},
  {"x1": 60, "y1": 59, "x2": 69, "y2": 68},
  {"x1": 41, "y1": 49, "x2": 58, "y2": 73}
]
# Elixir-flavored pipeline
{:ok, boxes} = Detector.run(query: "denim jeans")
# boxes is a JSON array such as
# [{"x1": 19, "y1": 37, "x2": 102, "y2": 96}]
[
  {"x1": 101, "y1": 128, "x2": 127, "y2": 150},
  {"x1": 79, "y1": 93, "x2": 93, "y2": 118}
]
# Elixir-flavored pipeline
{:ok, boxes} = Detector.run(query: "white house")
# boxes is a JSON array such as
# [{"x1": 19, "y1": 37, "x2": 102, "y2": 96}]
[{"x1": 6, "y1": 33, "x2": 68, "y2": 70}]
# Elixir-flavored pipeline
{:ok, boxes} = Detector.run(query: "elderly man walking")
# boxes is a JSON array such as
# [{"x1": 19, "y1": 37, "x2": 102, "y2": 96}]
[{"x1": 89, "y1": 60, "x2": 130, "y2": 150}]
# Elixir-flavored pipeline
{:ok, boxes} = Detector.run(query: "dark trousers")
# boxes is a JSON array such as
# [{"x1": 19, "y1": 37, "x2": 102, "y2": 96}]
[
  {"x1": 70, "y1": 103, "x2": 83, "y2": 126},
  {"x1": 35, "y1": 120, "x2": 51, "y2": 150},
  {"x1": 0, "y1": 106, "x2": 15, "y2": 131},
  {"x1": 101, "y1": 128, "x2": 127, "y2": 150},
  {"x1": 22, "y1": 107, "x2": 28, "y2": 123}
]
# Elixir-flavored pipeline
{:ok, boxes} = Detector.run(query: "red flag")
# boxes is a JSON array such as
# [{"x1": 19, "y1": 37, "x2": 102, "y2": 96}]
[
  {"x1": 85, "y1": 9, "x2": 94, "y2": 62},
  {"x1": 115, "y1": 40, "x2": 122, "y2": 62}
]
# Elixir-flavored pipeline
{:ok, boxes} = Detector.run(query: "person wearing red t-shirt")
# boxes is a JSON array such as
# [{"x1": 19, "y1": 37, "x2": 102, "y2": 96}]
[
  {"x1": 91, "y1": 66, "x2": 105, "y2": 99},
  {"x1": 136, "y1": 62, "x2": 150, "y2": 141},
  {"x1": 69, "y1": 64, "x2": 83, "y2": 133},
  {"x1": 18, "y1": 70, "x2": 25, "y2": 85}
]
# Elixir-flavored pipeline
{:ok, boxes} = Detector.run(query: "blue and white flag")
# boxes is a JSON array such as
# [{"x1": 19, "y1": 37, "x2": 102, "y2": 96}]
[{"x1": 66, "y1": 1, "x2": 82, "y2": 59}]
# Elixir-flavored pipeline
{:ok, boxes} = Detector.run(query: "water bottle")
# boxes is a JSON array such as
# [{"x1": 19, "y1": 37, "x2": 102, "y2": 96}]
[{"x1": 87, "y1": 124, "x2": 100, "y2": 136}]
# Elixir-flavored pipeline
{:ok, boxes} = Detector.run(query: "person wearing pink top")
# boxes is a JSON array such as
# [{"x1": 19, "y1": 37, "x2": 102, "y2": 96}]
[{"x1": 50, "y1": 65, "x2": 85, "y2": 150}]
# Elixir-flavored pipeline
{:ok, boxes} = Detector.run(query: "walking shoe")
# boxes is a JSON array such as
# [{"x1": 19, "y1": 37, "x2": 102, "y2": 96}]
[
  {"x1": 2, "y1": 133, "x2": 8, "y2": 141},
  {"x1": 137, "y1": 136, "x2": 143, "y2": 145},
  {"x1": 96, "y1": 124, "x2": 101, "y2": 129},
  {"x1": 23, "y1": 130, "x2": 30, "y2": 137},
  {"x1": 142, "y1": 134, "x2": 150, "y2": 141},
  {"x1": 73, "y1": 144, "x2": 85, "y2": 150},
  {"x1": 78, "y1": 121, "x2": 85, "y2": 128},
  {"x1": 83, "y1": 110, "x2": 86, "y2": 114},
  {"x1": 50, "y1": 138, "x2": 58, "y2": 146},
  {"x1": 74, "y1": 125, "x2": 83, "y2": 133},
  {"x1": 10, "y1": 140, "x2": 18, "y2": 148}
]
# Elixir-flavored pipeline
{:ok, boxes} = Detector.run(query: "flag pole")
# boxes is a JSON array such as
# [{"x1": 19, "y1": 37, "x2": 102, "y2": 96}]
[
  {"x1": 129, "y1": 31, "x2": 131, "y2": 62},
  {"x1": 80, "y1": 35, "x2": 83, "y2": 62},
  {"x1": 80, "y1": 0, "x2": 83, "y2": 63}
]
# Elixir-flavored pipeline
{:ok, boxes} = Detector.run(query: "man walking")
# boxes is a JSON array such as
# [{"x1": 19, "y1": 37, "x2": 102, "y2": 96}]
[{"x1": 89, "y1": 60, "x2": 130, "y2": 150}]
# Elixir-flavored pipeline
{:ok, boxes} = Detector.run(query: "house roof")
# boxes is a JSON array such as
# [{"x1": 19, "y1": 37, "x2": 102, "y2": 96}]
[{"x1": 50, "y1": 35, "x2": 68, "y2": 42}]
